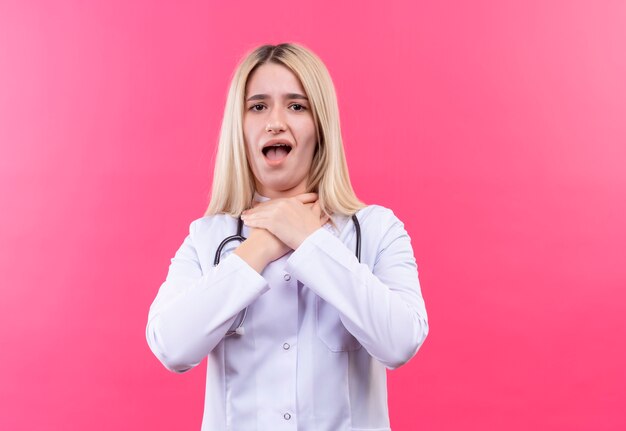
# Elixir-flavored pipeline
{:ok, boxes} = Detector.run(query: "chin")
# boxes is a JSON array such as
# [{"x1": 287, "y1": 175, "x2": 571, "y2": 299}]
[{"x1": 258, "y1": 179, "x2": 307, "y2": 197}]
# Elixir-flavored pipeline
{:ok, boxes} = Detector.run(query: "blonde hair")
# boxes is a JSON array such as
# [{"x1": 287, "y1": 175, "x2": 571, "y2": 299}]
[{"x1": 205, "y1": 43, "x2": 364, "y2": 217}]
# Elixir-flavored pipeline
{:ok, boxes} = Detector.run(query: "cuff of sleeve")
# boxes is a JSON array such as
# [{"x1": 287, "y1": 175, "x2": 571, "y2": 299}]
[
  {"x1": 218, "y1": 252, "x2": 270, "y2": 295},
  {"x1": 287, "y1": 227, "x2": 358, "y2": 277}
]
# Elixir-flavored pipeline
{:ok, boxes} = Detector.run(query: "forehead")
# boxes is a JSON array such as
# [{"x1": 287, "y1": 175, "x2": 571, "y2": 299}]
[{"x1": 245, "y1": 63, "x2": 306, "y2": 95}]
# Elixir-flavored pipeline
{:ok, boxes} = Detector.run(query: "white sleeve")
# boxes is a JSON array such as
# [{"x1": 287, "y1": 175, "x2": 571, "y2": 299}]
[
  {"x1": 285, "y1": 212, "x2": 428, "y2": 369},
  {"x1": 145, "y1": 220, "x2": 269, "y2": 373}
]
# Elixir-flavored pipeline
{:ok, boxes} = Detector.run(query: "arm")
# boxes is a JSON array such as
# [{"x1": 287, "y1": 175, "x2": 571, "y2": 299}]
[
  {"x1": 285, "y1": 209, "x2": 428, "y2": 369},
  {"x1": 145, "y1": 219, "x2": 269, "y2": 373}
]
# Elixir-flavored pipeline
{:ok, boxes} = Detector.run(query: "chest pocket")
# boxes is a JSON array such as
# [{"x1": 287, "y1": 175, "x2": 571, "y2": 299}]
[{"x1": 316, "y1": 296, "x2": 361, "y2": 352}]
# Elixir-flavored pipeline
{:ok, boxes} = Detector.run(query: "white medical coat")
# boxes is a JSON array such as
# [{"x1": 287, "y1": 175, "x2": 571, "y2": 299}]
[{"x1": 146, "y1": 204, "x2": 428, "y2": 431}]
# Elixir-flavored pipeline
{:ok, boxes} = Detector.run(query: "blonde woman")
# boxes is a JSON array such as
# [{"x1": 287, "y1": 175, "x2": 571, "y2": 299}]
[{"x1": 146, "y1": 43, "x2": 428, "y2": 430}]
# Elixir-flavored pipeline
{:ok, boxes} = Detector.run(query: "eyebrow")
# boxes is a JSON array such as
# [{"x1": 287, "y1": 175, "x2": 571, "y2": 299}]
[{"x1": 245, "y1": 93, "x2": 309, "y2": 102}]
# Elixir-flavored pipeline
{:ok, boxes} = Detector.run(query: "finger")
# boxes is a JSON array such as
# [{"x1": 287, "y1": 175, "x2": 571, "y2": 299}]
[
  {"x1": 320, "y1": 214, "x2": 330, "y2": 225},
  {"x1": 244, "y1": 203, "x2": 281, "y2": 220},
  {"x1": 293, "y1": 193, "x2": 318, "y2": 204},
  {"x1": 241, "y1": 215, "x2": 267, "y2": 229},
  {"x1": 311, "y1": 201, "x2": 321, "y2": 217},
  {"x1": 242, "y1": 211, "x2": 277, "y2": 226}
]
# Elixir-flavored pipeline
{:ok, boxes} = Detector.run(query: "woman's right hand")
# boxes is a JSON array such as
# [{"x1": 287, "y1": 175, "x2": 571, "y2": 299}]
[
  {"x1": 240, "y1": 193, "x2": 329, "y2": 251},
  {"x1": 233, "y1": 226, "x2": 289, "y2": 274}
]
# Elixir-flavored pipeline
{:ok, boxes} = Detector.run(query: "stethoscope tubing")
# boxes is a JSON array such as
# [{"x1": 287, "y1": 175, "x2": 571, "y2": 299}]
[{"x1": 213, "y1": 217, "x2": 246, "y2": 266}]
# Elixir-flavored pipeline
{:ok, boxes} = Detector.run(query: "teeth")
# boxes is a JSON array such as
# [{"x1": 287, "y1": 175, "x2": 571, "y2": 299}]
[
  {"x1": 263, "y1": 143, "x2": 290, "y2": 150},
  {"x1": 263, "y1": 143, "x2": 292, "y2": 156}
]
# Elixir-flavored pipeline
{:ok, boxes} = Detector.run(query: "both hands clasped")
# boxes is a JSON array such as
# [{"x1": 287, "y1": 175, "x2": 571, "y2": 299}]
[{"x1": 239, "y1": 193, "x2": 330, "y2": 264}]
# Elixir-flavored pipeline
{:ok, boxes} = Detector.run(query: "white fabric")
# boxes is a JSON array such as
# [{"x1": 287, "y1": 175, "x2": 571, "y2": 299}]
[{"x1": 146, "y1": 203, "x2": 428, "y2": 431}]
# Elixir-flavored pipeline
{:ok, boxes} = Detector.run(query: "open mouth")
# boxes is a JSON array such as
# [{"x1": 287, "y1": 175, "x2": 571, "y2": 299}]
[{"x1": 262, "y1": 143, "x2": 293, "y2": 161}]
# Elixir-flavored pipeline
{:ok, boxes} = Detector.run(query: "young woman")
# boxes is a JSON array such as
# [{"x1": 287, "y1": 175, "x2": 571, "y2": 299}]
[{"x1": 146, "y1": 43, "x2": 428, "y2": 431}]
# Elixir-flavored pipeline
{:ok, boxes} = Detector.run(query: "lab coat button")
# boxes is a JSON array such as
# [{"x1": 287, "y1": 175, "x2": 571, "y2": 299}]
[
  {"x1": 283, "y1": 342, "x2": 290, "y2": 350},
  {"x1": 283, "y1": 273, "x2": 291, "y2": 281},
  {"x1": 283, "y1": 412, "x2": 291, "y2": 420}
]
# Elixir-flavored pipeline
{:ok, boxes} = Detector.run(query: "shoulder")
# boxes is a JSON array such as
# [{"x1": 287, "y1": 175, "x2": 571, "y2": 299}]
[
  {"x1": 346, "y1": 205, "x2": 414, "y2": 265},
  {"x1": 354, "y1": 204, "x2": 411, "y2": 249},
  {"x1": 355, "y1": 204, "x2": 404, "y2": 229},
  {"x1": 187, "y1": 213, "x2": 239, "y2": 240},
  {"x1": 183, "y1": 214, "x2": 240, "y2": 267}
]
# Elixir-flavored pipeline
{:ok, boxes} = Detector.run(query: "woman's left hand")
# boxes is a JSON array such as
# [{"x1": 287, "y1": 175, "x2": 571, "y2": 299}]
[{"x1": 240, "y1": 193, "x2": 330, "y2": 250}]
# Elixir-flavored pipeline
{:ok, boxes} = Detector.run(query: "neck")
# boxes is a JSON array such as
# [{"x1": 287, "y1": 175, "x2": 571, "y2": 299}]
[{"x1": 255, "y1": 182, "x2": 309, "y2": 199}]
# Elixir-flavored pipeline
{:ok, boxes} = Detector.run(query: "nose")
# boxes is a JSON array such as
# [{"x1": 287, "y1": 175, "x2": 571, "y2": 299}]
[
  {"x1": 265, "y1": 121, "x2": 286, "y2": 133},
  {"x1": 265, "y1": 110, "x2": 286, "y2": 134}
]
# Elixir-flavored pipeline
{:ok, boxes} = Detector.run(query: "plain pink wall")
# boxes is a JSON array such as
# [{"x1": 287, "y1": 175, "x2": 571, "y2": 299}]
[{"x1": 1, "y1": 1, "x2": 625, "y2": 430}]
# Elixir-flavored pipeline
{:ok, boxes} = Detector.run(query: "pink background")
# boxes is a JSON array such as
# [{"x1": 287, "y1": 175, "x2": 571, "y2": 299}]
[{"x1": 1, "y1": 1, "x2": 625, "y2": 430}]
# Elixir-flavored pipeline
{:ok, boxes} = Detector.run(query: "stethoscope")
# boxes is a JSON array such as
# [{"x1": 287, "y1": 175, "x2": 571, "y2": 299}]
[{"x1": 214, "y1": 214, "x2": 362, "y2": 336}]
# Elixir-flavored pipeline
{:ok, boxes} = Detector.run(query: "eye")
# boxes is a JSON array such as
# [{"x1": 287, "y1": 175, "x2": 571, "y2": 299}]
[
  {"x1": 289, "y1": 103, "x2": 306, "y2": 112},
  {"x1": 249, "y1": 104, "x2": 266, "y2": 112}
]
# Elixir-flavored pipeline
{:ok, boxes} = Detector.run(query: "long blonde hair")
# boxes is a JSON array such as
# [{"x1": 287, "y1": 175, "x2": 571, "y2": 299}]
[{"x1": 205, "y1": 43, "x2": 364, "y2": 216}]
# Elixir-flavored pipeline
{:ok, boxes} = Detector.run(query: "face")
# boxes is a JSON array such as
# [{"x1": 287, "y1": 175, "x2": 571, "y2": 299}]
[{"x1": 243, "y1": 63, "x2": 317, "y2": 199}]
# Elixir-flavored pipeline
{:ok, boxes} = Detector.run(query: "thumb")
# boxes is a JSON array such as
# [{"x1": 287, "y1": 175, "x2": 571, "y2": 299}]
[{"x1": 313, "y1": 202, "x2": 330, "y2": 225}]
